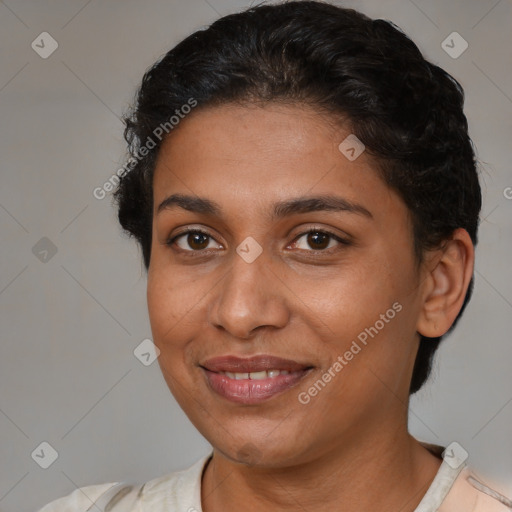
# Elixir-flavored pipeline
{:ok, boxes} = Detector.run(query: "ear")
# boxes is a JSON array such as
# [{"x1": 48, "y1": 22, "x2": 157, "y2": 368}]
[{"x1": 416, "y1": 228, "x2": 475, "y2": 338}]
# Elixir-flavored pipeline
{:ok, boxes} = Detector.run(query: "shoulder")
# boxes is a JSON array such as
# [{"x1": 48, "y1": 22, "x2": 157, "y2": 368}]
[
  {"x1": 136, "y1": 453, "x2": 211, "y2": 509},
  {"x1": 36, "y1": 454, "x2": 212, "y2": 512},
  {"x1": 37, "y1": 482, "x2": 122, "y2": 512},
  {"x1": 417, "y1": 440, "x2": 511, "y2": 512},
  {"x1": 440, "y1": 467, "x2": 512, "y2": 512}
]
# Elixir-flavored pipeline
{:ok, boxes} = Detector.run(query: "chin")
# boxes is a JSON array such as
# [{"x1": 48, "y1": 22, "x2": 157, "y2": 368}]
[{"x1": 209, "y1": 431, "x2": 309, "y2": 469}]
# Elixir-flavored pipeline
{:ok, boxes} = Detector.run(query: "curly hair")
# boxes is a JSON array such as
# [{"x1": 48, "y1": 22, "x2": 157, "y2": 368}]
[{"x1": 113, "y1": 0, "x2": 481, "y2": 395}]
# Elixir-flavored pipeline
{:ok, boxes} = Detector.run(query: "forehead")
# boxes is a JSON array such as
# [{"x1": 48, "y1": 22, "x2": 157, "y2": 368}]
[
  {"x1": 155, "y1": 102, "x2": 345, "y2": 169},
  {"x1": 152, "y1": 102, "x2": 406, "y2": 226}
]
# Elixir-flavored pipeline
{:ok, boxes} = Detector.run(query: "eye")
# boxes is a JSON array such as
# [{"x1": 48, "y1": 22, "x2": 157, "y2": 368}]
[
  {"x1": 167, "y1": 229, "x2": 222, "y2": 252},
  {"x1": 290, "y1": 228, "x2": 349, "y2": 252},
  {"x1": 166, "y1": 226, "x2": 350, "y2": 255}
]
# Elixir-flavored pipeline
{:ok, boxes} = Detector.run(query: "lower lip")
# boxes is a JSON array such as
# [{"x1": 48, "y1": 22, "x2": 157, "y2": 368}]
[{"x1": 202, "y1": 369, "x2": 310, "y2": 404}]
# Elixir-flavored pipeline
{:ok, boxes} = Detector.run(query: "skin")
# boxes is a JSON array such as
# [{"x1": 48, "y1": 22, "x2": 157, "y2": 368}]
[{"x1": 146, "y1": 102, "x2": 474, "y2": 512}]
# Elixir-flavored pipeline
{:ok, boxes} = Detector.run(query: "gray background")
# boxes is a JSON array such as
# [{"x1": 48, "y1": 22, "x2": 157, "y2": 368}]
[{"x1": 0, "y1": 1, "x2": 510, "y2": 511}]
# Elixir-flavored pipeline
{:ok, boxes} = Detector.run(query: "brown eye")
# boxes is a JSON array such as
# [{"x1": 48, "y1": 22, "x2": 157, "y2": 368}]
[
  {"x1": 186, "y1": 232, "x2": 210, "y2": 250},
  {"x1": 307, "y1": 231, "x2": 330, "y2": 250},
  {"x1": 168, "y1": 230, "x2": 220, "y2": 252},
  {"x1": 292, "y1": 228, "x2": 349, "y2": 252}
]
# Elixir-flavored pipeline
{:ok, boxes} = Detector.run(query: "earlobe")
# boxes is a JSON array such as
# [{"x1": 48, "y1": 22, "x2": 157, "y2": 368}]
[{"x1": 416, "y1": 228, "x2": 475, "y2": 338}]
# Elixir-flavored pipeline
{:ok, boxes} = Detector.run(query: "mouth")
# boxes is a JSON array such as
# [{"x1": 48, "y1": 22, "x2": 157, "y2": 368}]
[{"x1": 200, "y1": 355, "x2": 314, "y2": 404}]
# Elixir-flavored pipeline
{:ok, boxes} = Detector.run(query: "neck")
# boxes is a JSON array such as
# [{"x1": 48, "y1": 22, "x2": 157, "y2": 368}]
[{"x1": 201, "y1": 424, "x2": 442, "y2": 512}]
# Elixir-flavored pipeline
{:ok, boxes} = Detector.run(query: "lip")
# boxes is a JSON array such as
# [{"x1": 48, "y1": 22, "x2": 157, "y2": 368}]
[
  {"x1": 201, "y1": 355, "x2": 311, "y2": 373},
  {"x1": 200, "y1": 355, "x2": 313, "y2": 404}
]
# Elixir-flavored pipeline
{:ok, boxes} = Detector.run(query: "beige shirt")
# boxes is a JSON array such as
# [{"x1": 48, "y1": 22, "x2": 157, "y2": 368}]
[{"x1": 38, "y1": 445, "x2": 512, "y2": 511}]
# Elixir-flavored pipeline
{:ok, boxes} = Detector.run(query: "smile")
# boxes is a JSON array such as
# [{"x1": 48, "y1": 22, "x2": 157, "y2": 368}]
[
  {"x1": 200, "y1": 355, "x2": 313, "y2": 404},
  {"x1": 219, "y1": 369, "x2": 291, "y2": 380}
]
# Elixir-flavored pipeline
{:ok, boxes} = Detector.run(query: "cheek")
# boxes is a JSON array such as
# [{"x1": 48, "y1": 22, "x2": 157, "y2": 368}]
[
  {"x1": 147, "y1": 260, "x2": 207, "y2": 330},
  {"x1": 146, "y1": 268, "x2": 197, "y2": 353},
  {"x1": 316, "y1": 250, "x2": 416, "y2": 363},
  {"x1": 147, "y1": 273, "x2": 174, "y2": 338},
  {"x1": 147, "y1": 273, "x2": 199, "y2": 395},
  {"x1": 309, "y1": 258, "x2": 397, "y2": 328},
  {"x1": 146, "y1": 261, "x2": 222, "y2": 386}
]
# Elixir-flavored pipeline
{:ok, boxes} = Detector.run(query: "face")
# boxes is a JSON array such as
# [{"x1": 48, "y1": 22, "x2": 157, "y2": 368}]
[{"x1": 147, "y1": 102, "x2": 427, "y2": 468}]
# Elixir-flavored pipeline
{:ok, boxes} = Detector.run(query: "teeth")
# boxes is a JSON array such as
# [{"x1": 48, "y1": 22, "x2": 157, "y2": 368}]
[
  {"x1": 220, "y1": 370, "x2": 292, "y2": 380},
  {"x1": 249, "y1": 371, "x2": 268, "y2": 380}
]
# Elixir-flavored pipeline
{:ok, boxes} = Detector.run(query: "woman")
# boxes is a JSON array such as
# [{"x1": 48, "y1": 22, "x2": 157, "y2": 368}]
[{"x1": 38, "y1": 1, "x2": 511, "y2": 510}]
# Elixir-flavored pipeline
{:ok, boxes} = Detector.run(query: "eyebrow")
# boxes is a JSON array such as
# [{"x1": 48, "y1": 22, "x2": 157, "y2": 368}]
[{"x1": 156, "y1": 193, "x2": 373, "y2": 219}]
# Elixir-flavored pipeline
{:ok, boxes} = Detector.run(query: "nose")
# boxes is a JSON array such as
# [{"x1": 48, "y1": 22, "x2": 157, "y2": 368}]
[{"x1": 208, "y1": 247, "x2": 290, "y2": 339}]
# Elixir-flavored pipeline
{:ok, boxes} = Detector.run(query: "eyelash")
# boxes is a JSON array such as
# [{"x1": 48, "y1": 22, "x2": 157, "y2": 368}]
[{"x1": 166, "y1": 227, "x2": 350, "y2": 255}]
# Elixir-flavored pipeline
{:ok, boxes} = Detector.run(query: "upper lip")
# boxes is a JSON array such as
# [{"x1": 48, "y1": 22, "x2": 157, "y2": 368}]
[{"x1": 201, "y1": 355, "x2": 312, "y2": 373}]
